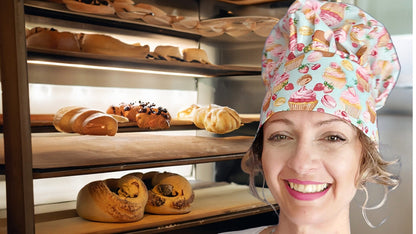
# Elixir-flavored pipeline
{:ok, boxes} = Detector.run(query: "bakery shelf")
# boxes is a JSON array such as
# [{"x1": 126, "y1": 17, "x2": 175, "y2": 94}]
[
  {"x1": 27, "y1": 47, "x2": 261, "y2": 77},
  {"x1": 0, "y1": 133, "x2": 254, "y2": 179},
  {"x1": 0, "y1": 183, "x2": 277, "y2": 234},
  {"x1": 24, "y1": 0, "x2": 201, "y2": 41}
]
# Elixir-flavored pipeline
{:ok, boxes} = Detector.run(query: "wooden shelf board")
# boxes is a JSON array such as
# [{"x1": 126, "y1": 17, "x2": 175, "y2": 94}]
[
  {"x1": 0, "y1": 133, "x2": 253, "y2": 178},
  {"x1": 27, "y1": 47, "x2": 261, "y2": 77},
  {"x1": 0, "y1": 183, "x2": 277, "y2": 234}
]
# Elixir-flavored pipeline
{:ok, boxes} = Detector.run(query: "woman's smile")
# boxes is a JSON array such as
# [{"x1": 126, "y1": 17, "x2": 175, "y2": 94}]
[{"x1": 285, "y1": 179, "x2": 331, "y2": 201}]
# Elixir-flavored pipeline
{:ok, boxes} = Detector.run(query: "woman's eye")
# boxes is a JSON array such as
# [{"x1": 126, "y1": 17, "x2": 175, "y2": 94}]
[
  {"x1": 268, "y1": 134, "x2": 289, "y2": 142},
  {"x1": 325, "y1": 135, "x2": 346, "y2": 142}
]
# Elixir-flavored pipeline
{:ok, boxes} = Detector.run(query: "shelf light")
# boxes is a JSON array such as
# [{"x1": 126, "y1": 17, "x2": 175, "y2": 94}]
[{"x1": 27, "y1": 60, "x2": 208, "y2": 78}]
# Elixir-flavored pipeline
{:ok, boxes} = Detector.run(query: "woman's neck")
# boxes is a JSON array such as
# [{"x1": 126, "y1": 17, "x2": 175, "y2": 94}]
[{"x1": 272, "y1": 210, "x2": 351, "y2": 234}]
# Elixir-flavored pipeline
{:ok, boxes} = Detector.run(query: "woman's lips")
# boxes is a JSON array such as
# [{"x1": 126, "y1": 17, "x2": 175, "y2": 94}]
[{"x1": 285, "y1": 179, "x2": 331, "y2": 201}]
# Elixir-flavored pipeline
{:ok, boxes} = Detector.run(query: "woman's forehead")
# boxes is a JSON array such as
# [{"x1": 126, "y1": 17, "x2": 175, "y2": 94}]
[{"x1": 264, "y1": 111, "x2": 354, "y2": 129}]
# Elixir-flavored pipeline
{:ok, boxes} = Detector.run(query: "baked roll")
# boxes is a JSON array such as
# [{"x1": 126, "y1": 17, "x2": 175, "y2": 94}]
[
  {"x1": 76, "y1": 173, "x2": 148, "y2": 222},
  {"x1": 142, "y1": 171, "x2": 194, "y2": 214}
]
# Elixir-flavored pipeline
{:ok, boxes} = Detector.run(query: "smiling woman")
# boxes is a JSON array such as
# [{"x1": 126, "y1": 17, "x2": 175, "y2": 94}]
[{"x1": 234, "y1": 0, "x2": 401, "y2": 233}]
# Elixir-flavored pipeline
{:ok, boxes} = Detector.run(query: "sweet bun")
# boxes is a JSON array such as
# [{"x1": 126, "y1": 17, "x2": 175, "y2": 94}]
[
  {"x1": 76, "y1": 173, "x2": 148, "y2": 222},
  {"x1": 142, "y1": 172, "x2": 194, "y2": 214},
  {"x1": 63, "y1": 0, "x2": 116, "y2": 15},
  {"x1": 26, "y1": 27, "x2": 81, "y2": 52},
  {"x1": 80, "y1": 33, "x2": 150, "y2": 59},
  {"x1": 204, "y1": 106, "x2": 242, "y2": 134},
  {"x1": 53, "y1": 106, "x2": 118, "y2": 136}
]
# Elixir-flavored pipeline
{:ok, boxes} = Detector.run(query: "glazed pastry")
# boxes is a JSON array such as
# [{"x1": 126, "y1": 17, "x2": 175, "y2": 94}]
[
  {"x1": 136, "y1": 105, "x2": 171, "y2": 130},
  {"x1": 80, "y1": 33, "x2": 150, "y2": 59},
  {"x1": 53, "y1": 106, "x2": 118, "y2": 136},
  {"x1": 26, "y1": 27, "x2": 81, "y2": 52},
  {"x1": 141, "y1": 171, "x2": 194, "y2": 214},
  {"x1": 107, "y1": 101, "x2": 171, "y2": 130},
  {"x1": 76, "y1": 173, "x2": 148, "y2": 222},
  {"x1": 62, "y1": 0, "x2": 116, "y2": 15}
]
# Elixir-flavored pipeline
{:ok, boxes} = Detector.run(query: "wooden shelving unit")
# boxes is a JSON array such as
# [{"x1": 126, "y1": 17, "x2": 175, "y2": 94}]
[{"x1": 0, "y1": 1, "x2": 273, "y2": 233}]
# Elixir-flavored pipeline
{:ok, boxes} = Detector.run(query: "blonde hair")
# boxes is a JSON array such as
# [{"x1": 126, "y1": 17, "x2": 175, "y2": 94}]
[{"x1": 242, "y1": 126, "x2": 399, "y2": 227}]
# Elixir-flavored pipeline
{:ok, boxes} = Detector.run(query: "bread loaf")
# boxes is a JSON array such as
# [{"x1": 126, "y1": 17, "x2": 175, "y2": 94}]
[
  {"x1": 76, "y1": 173, "x2": 148, "y2": 222},
  {"x1": 142, "y1": 171, "x2": 194, "y2": 214},
  {"x1": 53, "y1": 106, "x2": 118, "y2": 136},
  {"x1": 26, "y1": 27, "x2": 81, "y2": 52},
  {"x1": 80, "y1": 33, "x2": 150, "y2": 59}
]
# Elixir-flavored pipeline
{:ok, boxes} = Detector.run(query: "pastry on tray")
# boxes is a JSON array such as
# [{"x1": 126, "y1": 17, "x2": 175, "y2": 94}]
[
  {"x1": 178, "y1": 104, "x2": 242, "y2": 134},
  {"x1": 107, "y1": 101, "x2": 171, "y2": 130}
]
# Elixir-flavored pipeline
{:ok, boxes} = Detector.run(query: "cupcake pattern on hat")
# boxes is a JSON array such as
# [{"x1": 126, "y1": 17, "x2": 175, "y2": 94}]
[{"x1": 259, "y1": 0, "x2": 400, "y2": 144}]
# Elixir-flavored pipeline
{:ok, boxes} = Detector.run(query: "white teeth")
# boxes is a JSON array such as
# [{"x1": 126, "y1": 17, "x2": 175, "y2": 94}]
[{"x1": 288, "y1": 182, "x2": 328, "y2": 193}]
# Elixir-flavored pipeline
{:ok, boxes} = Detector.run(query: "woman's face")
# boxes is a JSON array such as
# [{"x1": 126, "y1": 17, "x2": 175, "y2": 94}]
[{"x1": 262, "y1": 111, "x2": 362, "y2": 227}]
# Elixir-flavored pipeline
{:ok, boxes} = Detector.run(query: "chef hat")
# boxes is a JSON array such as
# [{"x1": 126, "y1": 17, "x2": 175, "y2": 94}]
[{"x1": 256, "y1": 0, "x2": 400, "y2": 145}]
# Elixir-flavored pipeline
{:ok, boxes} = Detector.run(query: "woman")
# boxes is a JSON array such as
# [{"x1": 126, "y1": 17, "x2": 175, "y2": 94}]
[{"x1": 238, "y1": 0, "x2": 401, "y2": 233}]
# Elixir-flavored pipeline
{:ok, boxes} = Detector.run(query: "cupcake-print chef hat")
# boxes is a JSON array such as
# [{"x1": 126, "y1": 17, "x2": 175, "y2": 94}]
[{"x1": 257, "y1": 0, "x2": 400, "y2": 145}]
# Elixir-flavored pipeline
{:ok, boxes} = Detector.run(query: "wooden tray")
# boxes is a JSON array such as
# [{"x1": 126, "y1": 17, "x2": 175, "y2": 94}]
[
  {"x1": 0, "y1": 133, "x2": 254, "y2": 178},
  {"x1": 0, "y1": 183, "x2": 277, "y2": 234}
]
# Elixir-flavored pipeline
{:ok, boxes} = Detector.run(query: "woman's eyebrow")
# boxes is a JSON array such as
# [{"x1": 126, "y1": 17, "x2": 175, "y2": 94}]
[
  {"x1": 267, "y1": 118, "x2": 294, "y2": 126},
  {"x1": 316, "y1": 118, "x2": 351, "y2": 127}
]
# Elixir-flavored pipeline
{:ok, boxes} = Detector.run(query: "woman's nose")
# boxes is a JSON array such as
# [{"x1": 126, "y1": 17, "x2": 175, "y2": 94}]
[{"x1": 286, "y1": 140, "x2": 319, "y2": 174}]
